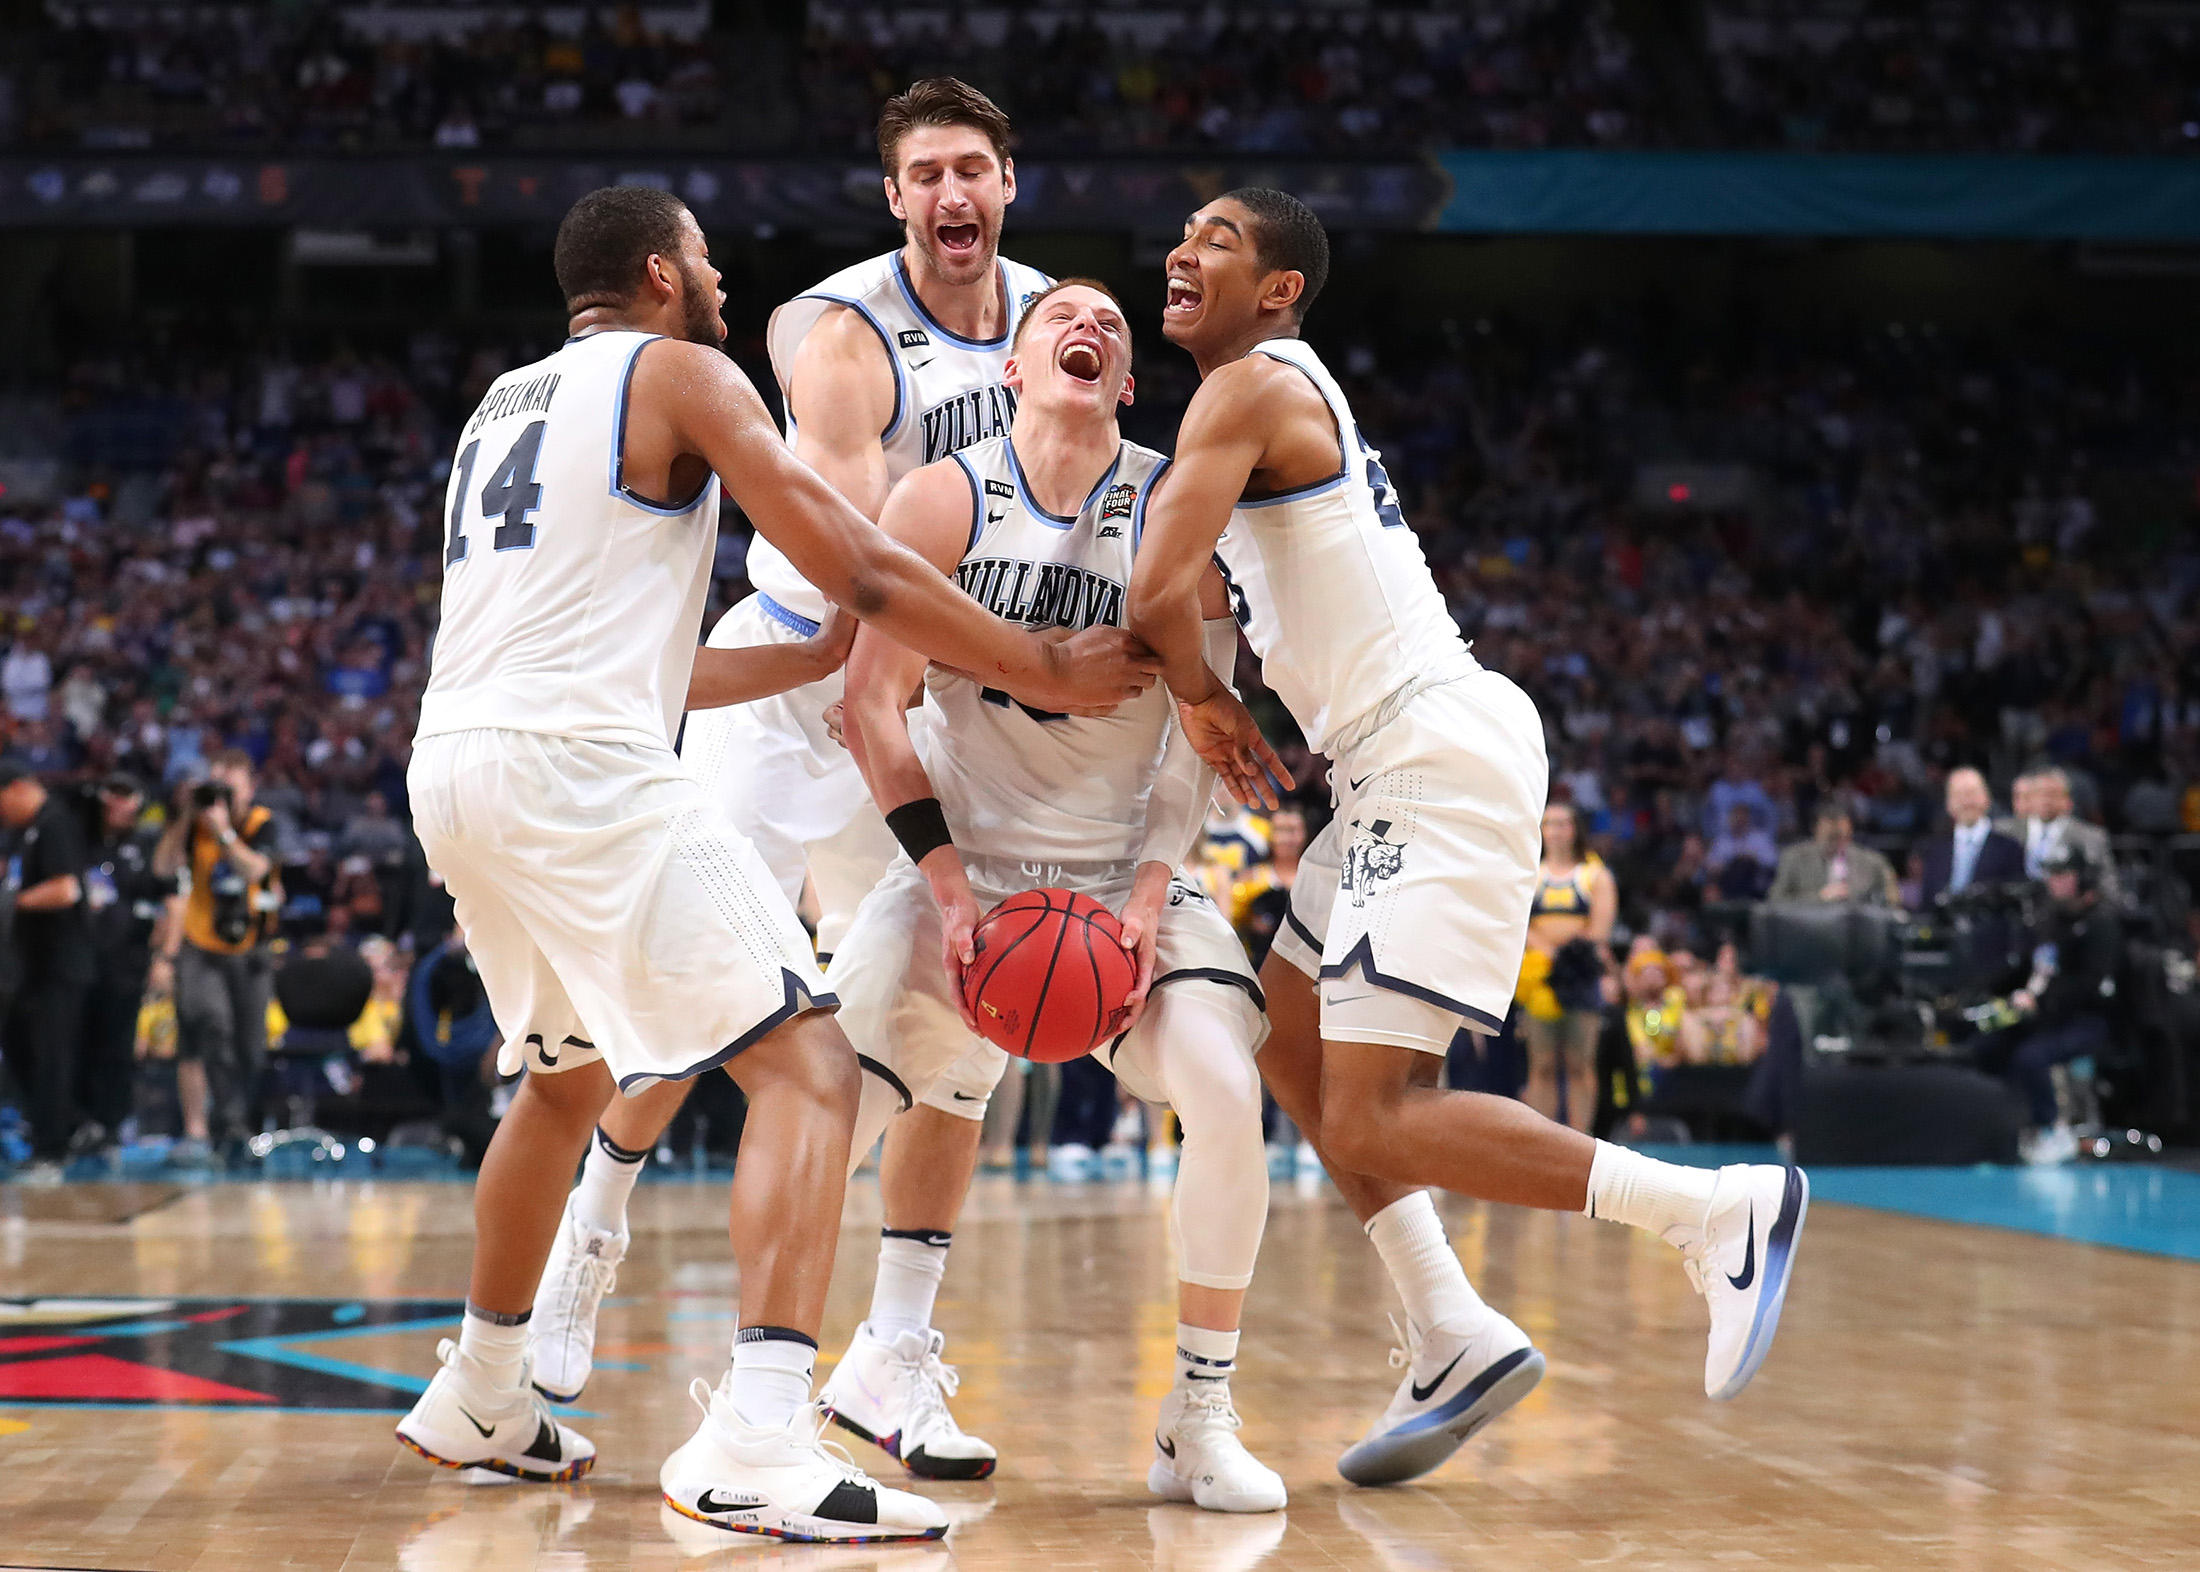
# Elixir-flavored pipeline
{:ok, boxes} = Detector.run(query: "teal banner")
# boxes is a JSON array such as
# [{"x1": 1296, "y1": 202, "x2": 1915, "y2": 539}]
[{"x1": 1436, "y1": 151, "x2": 2200, "y2": 240}]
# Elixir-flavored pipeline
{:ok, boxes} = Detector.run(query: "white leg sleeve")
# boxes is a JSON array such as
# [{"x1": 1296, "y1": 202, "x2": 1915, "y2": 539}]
[{"x1": 1114, "y1": 981, "x2": 1269, "y2": 1291}]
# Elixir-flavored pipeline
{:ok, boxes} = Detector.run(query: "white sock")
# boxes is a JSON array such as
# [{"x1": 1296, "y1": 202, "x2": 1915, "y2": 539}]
[
  {"x1": 1176, "y1": 1322, "x2": 1238, "y2": 1388},
  {"x1": 458, "y1": 1304, "x2": 529, "y2": 1395},
  {"x1": 1365, "y1": 1190, "x2": 1488, "y2": 1335},
  {"x1": 869, "y1": 1228, "x2": 950, "y2": 1340},
  {"x1": 571, "y1": 1127, "x2": 646, "y2": 1236},
  {"x1": 1584, "y1": 1140, "x2": 1719, "y2": 1244},
  {"x1": 728, "y1": 1329, "x2": 816, "y2": 1432}
]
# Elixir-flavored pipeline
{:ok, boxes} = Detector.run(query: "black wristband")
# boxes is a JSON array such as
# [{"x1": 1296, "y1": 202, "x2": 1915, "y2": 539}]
[{"x1": 885, "y1": 796, "x2": 953, "y2": 864}]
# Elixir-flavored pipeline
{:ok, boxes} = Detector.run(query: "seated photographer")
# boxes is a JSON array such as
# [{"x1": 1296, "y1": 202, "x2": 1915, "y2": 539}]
[
  {"x1": 1515, "y1": 801, "x2": 1617, "y2": 1131},
  {"x1": 1971, "y1": 844, "x2": 2120, "y2": 1167},
  {"x1": 1769, "y1": 794, "x2": 1900, "y2": 907},
  {"x1": 1918, "y1": 767, "x2": 2025, "y2": 906}
]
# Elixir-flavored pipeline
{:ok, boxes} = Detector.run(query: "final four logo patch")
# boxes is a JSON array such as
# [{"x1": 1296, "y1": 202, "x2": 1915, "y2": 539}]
[
  {"x1": 1100, "y1": 483, "x2": 1138, "y2": 521},
  {"x1": 1340, "y1": 818, "x2": 1406, "y2": 909}
]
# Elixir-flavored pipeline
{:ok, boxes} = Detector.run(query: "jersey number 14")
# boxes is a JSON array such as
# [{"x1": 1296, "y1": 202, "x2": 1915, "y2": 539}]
[{"x1": 445, "y1": 420, "x2": 547, "y2": 565}]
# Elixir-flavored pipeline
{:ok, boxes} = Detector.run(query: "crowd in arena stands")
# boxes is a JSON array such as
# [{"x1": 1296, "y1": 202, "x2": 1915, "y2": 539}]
[
  {"x1": 802, "y1": 1, "x2": 1663, "y2": 156},
  {"x1": 0, "y1": 308, "x2": 2194, "y2": 1169},
  {"x1": 1705, "y1": 2, "x2": 2200, "y2": 155},
  {"x1": 3, "y1": 2, "x2": 737, "y2": 154},
  {"x1": 7, "y1": 2, "x2": 2200, "y2": 158}
]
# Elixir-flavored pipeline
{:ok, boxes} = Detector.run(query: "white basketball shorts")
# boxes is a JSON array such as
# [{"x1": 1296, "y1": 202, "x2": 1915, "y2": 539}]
[
  {"x1": 828, "y1": 853, "x2": 1266, "y2": 1121},
  {"x1": 1269, "y1": 667, "x2": 1547, "y2": 1055},
  {"x1": 409, "y1": 728, "x2": 835, "y2": 1093}
]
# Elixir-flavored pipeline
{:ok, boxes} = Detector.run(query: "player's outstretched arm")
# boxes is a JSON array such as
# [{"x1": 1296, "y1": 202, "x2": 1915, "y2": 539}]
[
  {"x1": 645, "y1": 341, "x2": 1155, "y2": 713},
  {"x1": 684, "y1": 606, "x2": 856, "y2": 711},
  {"x1": 840, "y1": 462, "x2": 985, "y2": 1018},
  {"x1": 1126, "y1": 362, "x2": 1293, "y2": 808},
  {"x1": 1119, "y1": 587, "x2": 1239, "y2": 1027}
]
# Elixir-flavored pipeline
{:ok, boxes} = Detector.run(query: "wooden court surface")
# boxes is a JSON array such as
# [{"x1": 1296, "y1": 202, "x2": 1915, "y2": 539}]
[{"x1": 3, "y1": 1173, "x2": 2198, "y2": 1571}]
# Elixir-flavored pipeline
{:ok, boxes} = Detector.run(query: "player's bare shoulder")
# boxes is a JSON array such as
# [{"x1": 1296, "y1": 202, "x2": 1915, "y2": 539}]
[
  {"x1": 879, "y1": 454, "x2": 980, "y2": 567},
  {"x1": 785, "y1": 302, "x2": 896, "y2": 416},
  {"x1": 622, "y1": 336, "x2": 773, "y2": 453},
  {"x1": 1190, "y1": 349, "x2": 1341, "y2": 489}
]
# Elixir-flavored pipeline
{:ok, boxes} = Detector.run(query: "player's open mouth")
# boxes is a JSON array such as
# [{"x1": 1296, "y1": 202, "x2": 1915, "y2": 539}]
[
  {"x1": 1057, "y1": 339, "x2": 1103, "y2": 383},
  {"x1": 1165, "y1": 277, "x2": 1202, "y2": 316},
  {"x1": 937, "y1": 222, "x2": 981, "y2": 256}
]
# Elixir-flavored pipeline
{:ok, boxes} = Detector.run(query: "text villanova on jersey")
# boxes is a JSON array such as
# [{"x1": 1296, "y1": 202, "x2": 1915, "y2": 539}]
[
  {"x1": 955, "y1": 555, "x2": 1124, "y2": 631},
  {"x1": 921, "y1": 383, "x2": 1017, "y2": 464}
]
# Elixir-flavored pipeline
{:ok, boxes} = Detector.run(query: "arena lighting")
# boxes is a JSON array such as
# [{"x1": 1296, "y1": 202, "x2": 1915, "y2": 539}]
[{"x1": 1668, "y1": 482, "x2": 1692, "y2": 503}]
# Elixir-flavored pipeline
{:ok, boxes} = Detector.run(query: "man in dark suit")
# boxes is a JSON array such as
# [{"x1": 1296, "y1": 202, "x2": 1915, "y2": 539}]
[{"x1": 1918, "y1": 767, "x2": 2025, "y2": 906}]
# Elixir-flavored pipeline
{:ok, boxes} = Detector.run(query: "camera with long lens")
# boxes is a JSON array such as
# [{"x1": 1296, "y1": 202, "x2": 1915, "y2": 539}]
[{"x1": 191, "y1": 780, "x2": 253, "y2": 944}]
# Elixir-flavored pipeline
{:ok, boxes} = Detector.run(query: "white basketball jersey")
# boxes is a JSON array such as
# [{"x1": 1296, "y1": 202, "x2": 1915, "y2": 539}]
[
  {"x1": 1213, "y1": 337, "x2": 1469, "y2": 755},
  {"x1": 922, "y1": 435, "x2": 1173, "y2": 867},
  {"x1": 416, "y1": 330, "x2": 719, "y2": 750},
  {"x1": 748, "y1": 250, "x2": 1054, "y2": 624}
]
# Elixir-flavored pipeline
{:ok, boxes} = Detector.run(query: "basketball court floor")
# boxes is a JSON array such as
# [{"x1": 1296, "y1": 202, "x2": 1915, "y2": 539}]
[{"x1": 4, "y1": 1161, "x2": 2198, "y2": 1571}]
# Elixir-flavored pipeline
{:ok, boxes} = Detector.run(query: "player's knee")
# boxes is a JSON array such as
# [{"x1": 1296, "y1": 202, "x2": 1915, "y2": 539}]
[
  {"x1": 511, "y1": 1064, "x2": 612, "y2": 1139},
  {"x1": 1172, "y1": 1047, "x2": 1264, "y2": 1150},
  {"x1": 1315, "y1": 1079, "x2": 1398, "y2": 1173}
]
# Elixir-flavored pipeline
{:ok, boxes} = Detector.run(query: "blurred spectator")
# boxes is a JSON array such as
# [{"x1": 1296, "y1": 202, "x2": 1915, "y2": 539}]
[
  {"x1": 350, "y1": 935, "x2": 406, "y2": 1062},
  {"x1": 1620, "y1": 943, "x2": 1687, "y2": 1086},
  {"x1": 79, "y1": 774, "x2": 178, "y2": 1155},
  {"x1": 1676, "y1": 941, "x2": 1770, "y2": 1066},
  {"x1": 1517, "y1": 802, "x2": 1616, "y2": 1131},
  {"x1": 1, "y1": 764, "x2": 94, "y2": 1167},
  {"x1": 154, "y1": 750, "x2": 280, "y2": 1160},
  {"x1": 1705, "y1": 802, "x2": 1780, "y2": 902},
  {"x1": 1918, "y1": 766, "x2": 2024, "y2": 905},
  {"x1": 2018, "y1": 766, "x2": 2119, "y2": 901},
  {"x1": 1196, "y1": 789, "x2": 1270, "y2": 910},
  {"x1": 1231, "y1": 804, "x2": 1305, "y2": 970},
  {"x1": 408, "y1": 926, "x2": 497, "y2": 1105},
  {"x1": 339, "y1": 791, "x2": 408, "y2": 864},
  {"x1": 1770, "y1": 796, "x2": 1899, "y2": 906}
]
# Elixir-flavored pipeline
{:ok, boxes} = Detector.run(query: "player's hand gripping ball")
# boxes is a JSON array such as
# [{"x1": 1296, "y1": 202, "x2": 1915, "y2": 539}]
[{"x1": 960, "y1": 889, "x2": 1138, "y2": 1063}]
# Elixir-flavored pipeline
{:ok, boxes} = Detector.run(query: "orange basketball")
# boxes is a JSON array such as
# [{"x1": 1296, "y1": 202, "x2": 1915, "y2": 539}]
[{"x1": 961, "y1": 889, "x2": 1138, "y2": 1063}]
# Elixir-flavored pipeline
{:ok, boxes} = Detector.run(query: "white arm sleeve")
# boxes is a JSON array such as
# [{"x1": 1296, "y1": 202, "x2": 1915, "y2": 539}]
[{"x1": 1137, "y1": 617, "x2": 1239, "y2": 872}]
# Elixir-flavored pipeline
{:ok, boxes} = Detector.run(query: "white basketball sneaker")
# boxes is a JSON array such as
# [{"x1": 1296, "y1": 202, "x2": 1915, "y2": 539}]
[
  {"x1": 1677, "y1": 1163, "x2": 1810, "y2": 1401},
  {"x1": 660, "y1": 1377, "x2": 948, "y2": 1544},
  {"x1": 1148, "y1": 1380, "x2": 1287, "y2": 1513},
  {"x1": 395, "y1": 1339, "x2": 595, "y2": 1483},
  {"x1": 1336, "y1": 1312, "x2": 1544, "y2": 1486},
  {"x1": 820, "y1": 1322, "x2": 998, "y2": 1480},
  {"x1": 527, "y1": 1198, "x2": 626, "y2": 1402}
]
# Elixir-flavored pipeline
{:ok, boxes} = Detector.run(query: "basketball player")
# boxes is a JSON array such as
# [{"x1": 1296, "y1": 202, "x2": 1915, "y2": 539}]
[
  {"x1": 827, "y1": 278, "x2": 1284, "y2": 1512},
  {"x1": 527, "y1": 81, "x2": 1044, "y2": 1479},
  {"x1": 1127, "y1": 190, "x2": 1809, "y2": 1483},
  {"x1": 392, "y1": 186, "x2": 1154, "y2": 1543}
]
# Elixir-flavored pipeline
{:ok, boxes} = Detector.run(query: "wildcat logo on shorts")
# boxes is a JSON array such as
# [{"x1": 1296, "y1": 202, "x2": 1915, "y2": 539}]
[{"x1": 1340, "y1": 818, "x2": 1406, "y2": 909}]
